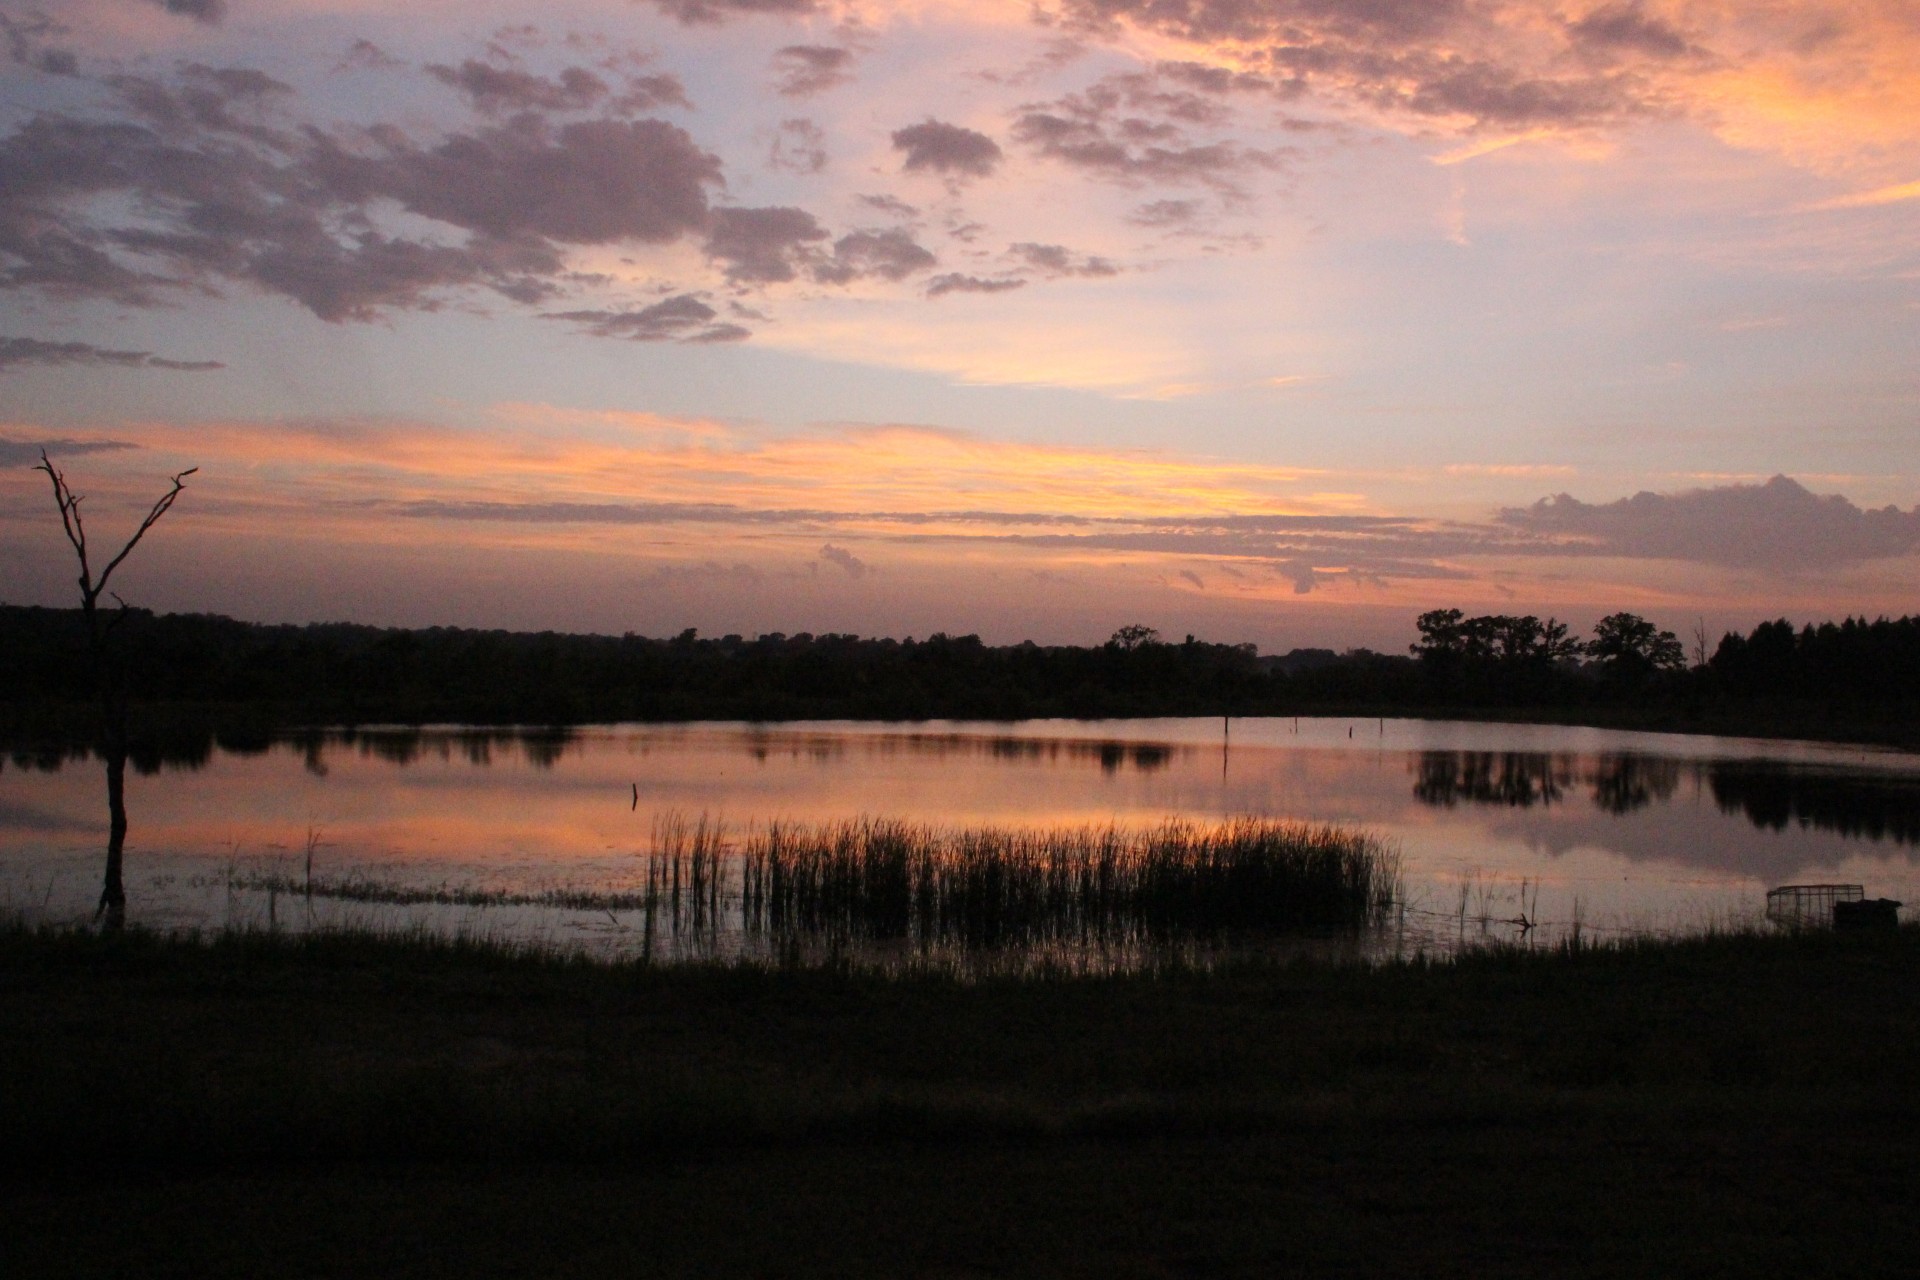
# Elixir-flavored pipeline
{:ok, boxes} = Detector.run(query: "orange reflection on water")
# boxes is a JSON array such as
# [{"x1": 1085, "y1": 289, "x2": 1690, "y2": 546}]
[{"x1": 8, "y1": 720, "x2": 1920, "y2": 943}]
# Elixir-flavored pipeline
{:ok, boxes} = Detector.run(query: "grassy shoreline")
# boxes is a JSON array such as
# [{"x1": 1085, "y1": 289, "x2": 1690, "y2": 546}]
[{"x1": 5, "y1": 923, "x2": 1919, "y2": 1275}]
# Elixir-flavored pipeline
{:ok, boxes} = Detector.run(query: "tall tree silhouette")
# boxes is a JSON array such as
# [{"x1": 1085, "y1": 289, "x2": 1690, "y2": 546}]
[{"x1": 34, "y1": 450, "x2": 195, "y2": 928}]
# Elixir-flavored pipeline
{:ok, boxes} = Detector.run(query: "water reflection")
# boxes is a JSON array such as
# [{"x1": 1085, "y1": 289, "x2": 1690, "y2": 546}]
[
  {"x1": 737, "y1": 730, "x2": 1184, "y2": 773},
  {"x1": 1411, "y1": 751, "x2": 1681, "y2": 817},
  {"x1": 1413, "y1": 752, "x2": 1574, "y2": 809},
  {"x1": 1408, "y1": 748, "x2": 1920, "y2": 848},
  {"x1": 1709, "y1": 765, "x2": 1920, "y2": 845},
  {"x1": 7, "y1": 719, "x2": 1920, "y2": 960},
  {"x1": 1592, "y1": 755, "x2": 1680, "y2": 815}
]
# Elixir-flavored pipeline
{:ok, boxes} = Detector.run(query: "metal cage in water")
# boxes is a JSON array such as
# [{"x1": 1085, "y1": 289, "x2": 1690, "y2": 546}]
[{"x1": 1766, "y1": 883, "x2": 1864, "y2": 929}]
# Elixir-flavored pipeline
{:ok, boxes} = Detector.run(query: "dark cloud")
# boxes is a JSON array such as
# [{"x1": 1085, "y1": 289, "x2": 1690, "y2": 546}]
[
  {"x1": 1009, "y1": 241, "x2": 1118, "y2": 278},
  {"x1": 768, "y1": 118, "x2": 827, "y2": 174},
  {"x1": 359, "y1": 118, "x2": 720, "y2": 245},
  {"x1": 927, "y1": 273, "x2": 1025, "y2": 297},
  {"x1": 426, "y1": 61, "x2": 610, "y2": 115},
  {"x1": 1010, "y1": 73, "x2": 1283, "y2": 190},
  {"x1": 703, "y1": 205, "x2": 828, "y2": 284},
  {"x1": 858, "y1": 193, "x2": 919, "y2": 219},
  {"x1": 151, "y1": 0, "x2": 225, "y2": 24},
  {"x1": 1013, "y1": 109, "x2": 1270, "y2": 187},
  {"x1": 1154, "y1": 60, "x2": 1273, "y2": 97},
  {"x1": 337, "y1": 39, "x2": 404, "y2": 73},
  {"x1": 0, "y1": 52, "x2": 970, "y2": 330},
  {"x1": 541, "y1": 294, "x2": 750, "y2": 342},
  {"x1": 645, "y1": 0, "x2": 816, "y2": 24},
  {"x1": 0, "y1": 336, "x2": 222, "y2": 372},
  {"x1": 0, "y1": 72, "x2": 724, "y2": 321},
  {"x1": 1080, "y1": 68, "x2": 1237, "y2": 127},
  {"x1": 891, "y1": 120, "x2": 1003, "y2": 179},
  {"x1": 488, "y1": 23, "x2": 544, "y2": 53},
  {"x1": 0, "y1": 435, "x2": 139, "y2": 467},
  {"x1": 107, "y1": 64, "x2": 296, "y2": 147},
  {"x1": 1059, "y1": 0, "x2": 1462, "y2": 45},
  {"x1": 1273, "y1": 558, "x2": 1320, "y2": 595},
  {"x1": 702, "y1": 209, "x2": 934, "y2": 287},
  {"x1": 1127, "y1": 199, "x2": 1202, "y2": 227},
  {"x1": 246, "y1": 233, "x2": 563, "y2": 322},
  {"x1": 1498, "y1": 476, "x2": 1920, "y2": 572},
  {"x1": 819, "y1": 543, "x2": 869, "y2": 578},
  {"x1": 1053, "y1": 0, "x2": 1672, "y2": 131},
  {"x1": 1568, "y1": 4, "x2": 1697, "y2": 61},
  {"x1": 611, "y1": 74, "x2": 693, "y2": 113},
  {"x1": 1, "y1": 12, "x2": 78, "y2": 76},
  {"x1": 772, "y1": 45, "x2": 854, "y2": 97},
  {"x1": 1396, "y1": 64, "x2": 1637, "y2": 126},
  {"x1": 820, "y1": 228, "x2": 936, "y2": 283}
]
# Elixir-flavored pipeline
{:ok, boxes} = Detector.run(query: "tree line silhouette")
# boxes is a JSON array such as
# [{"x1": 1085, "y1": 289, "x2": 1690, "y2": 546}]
[{"x1": 6, "y1": 605, "x2": 1919, "y2": 735}]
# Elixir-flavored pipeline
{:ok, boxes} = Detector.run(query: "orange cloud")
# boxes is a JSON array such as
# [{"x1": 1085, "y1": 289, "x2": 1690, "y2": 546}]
[
  {"x1": 1800, "y1": 178, "x2": 1920, "y2": 210},
  {"x1": 78, "y1": 411, "x2": 1330, "y2": 523}
]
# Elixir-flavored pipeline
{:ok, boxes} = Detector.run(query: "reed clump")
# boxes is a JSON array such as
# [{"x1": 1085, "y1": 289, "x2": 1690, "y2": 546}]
[{"x1": 740, "y1": 817, "x2": 1398, "y2": 947}]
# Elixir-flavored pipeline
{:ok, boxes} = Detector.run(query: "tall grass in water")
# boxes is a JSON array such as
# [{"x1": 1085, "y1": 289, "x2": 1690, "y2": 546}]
[
  {"x1": 741, "y1": 817, "x2": 1398, "y2": 948},
  {"x1": 641, "y1": 811, "x2": 728, "y2": 956}
]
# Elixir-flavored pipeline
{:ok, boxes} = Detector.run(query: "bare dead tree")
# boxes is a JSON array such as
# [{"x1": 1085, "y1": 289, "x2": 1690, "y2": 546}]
[{"x1": 34, "y1": 450, "x2": 196, "y2": 928}]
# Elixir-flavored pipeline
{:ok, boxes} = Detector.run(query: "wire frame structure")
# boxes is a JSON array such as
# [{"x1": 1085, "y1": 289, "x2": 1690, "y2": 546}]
[{"x1": 1765, "y1": 883, "x2": 1864, "y2": 929}]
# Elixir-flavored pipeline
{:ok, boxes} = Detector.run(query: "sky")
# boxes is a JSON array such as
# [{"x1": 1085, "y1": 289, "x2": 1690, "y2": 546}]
[{"x1": 0, "y1": 0, "x2": 1916, "y2": 652}]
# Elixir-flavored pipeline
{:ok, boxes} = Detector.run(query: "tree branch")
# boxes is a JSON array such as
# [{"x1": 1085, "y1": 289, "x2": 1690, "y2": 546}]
[
  {"x1": 94, "y1": 467, "x2": 196, "y2": 597},
  {"x1": 34, "y1": 450, "x2": 94, "y2": 598}
]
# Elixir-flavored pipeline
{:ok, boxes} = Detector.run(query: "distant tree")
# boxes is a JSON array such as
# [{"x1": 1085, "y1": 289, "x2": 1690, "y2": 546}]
[
  {"x1": 1410, "y1": 609, "x2": 1465, "y2": 662},
  {"x1": 1589, "y1": 612, "x2": 1684, "y2": 687},
  {"x1": 1412, "y1": 609, "x2": 1584, "y2": 703},
  {"x1": 34, "y1": 450, "x2": 195, "y2": 928},
  {"x1": 1538, "y1": 618, "x2": 1585, "y2": 664},
  {"x1": 1109, "y1": 624, "x2": 1160, "y2": 652}
]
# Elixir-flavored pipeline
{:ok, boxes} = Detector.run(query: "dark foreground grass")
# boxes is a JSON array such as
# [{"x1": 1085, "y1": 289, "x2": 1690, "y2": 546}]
[{"x1": 4, "y1": 924, "x2": 1919, "y2": 1277}]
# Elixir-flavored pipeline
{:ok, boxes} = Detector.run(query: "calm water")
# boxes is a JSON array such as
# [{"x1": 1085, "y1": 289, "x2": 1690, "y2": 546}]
[{"x1": 5, "y1": 718, "x2": 1918, "y2": 965}]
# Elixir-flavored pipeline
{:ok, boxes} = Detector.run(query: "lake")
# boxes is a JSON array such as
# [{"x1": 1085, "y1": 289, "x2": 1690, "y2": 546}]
[{"x1": 5, "y1": 717, "x2": 1917, "y2": 967}]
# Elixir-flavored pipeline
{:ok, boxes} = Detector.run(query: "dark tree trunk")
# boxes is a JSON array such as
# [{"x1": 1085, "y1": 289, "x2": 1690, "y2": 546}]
[
  {"x1": 100, "y1": 739, "x2": 128, "y2": 930},
  {"x1": 89, "y1": 600, "x2": 129, "y2": 931}
]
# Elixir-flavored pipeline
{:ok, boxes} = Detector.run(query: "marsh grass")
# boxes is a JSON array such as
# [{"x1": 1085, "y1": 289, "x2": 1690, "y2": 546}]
[
  {"x1": 218, "y1": 814, "x2": 1399, "y2": 965},
  {"x1": 741, "y1": 816, "x2": 1399, "y2": 948}
]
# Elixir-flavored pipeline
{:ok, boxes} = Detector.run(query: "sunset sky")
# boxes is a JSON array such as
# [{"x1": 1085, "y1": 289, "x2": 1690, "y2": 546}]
[{"x1": 1, "y1": 0, "x2": 1916, "y2": 651}]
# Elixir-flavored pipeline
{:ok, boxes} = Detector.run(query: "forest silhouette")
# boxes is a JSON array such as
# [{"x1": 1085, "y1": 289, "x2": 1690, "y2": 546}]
[{"x1": 6, "y1": 604, "x2": 1919, "y2": 743}]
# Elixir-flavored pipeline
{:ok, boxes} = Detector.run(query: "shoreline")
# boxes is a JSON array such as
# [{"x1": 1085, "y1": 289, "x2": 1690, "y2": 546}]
[{"x1": 7, "y1": 696, "x2": 1920, "y2": 757}]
